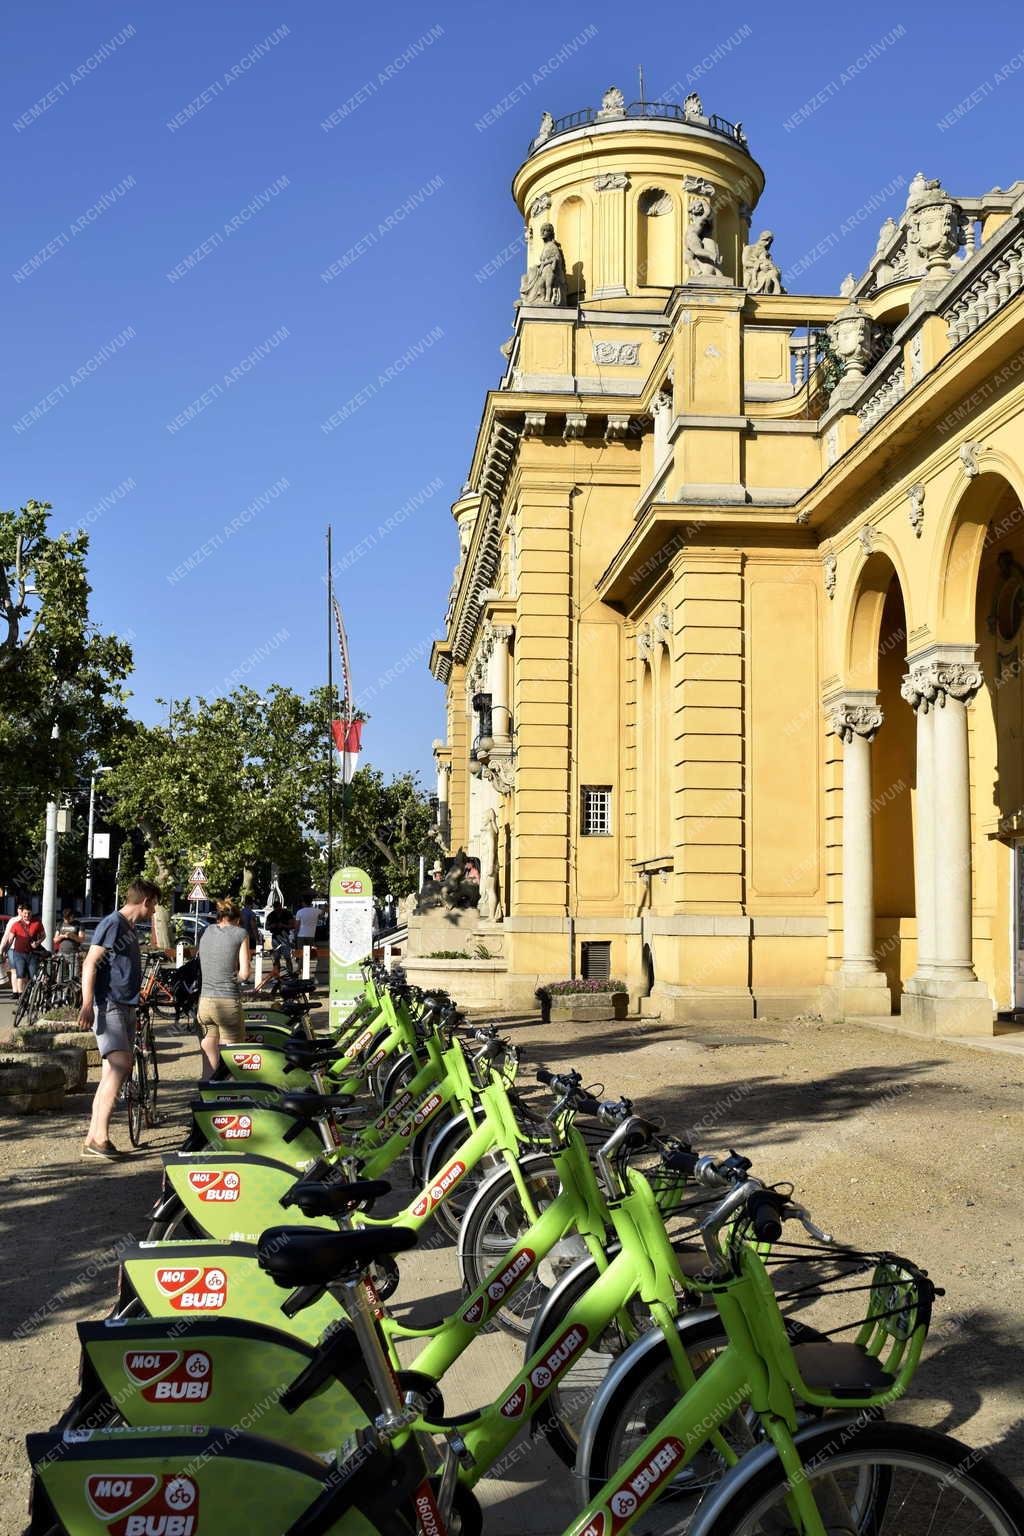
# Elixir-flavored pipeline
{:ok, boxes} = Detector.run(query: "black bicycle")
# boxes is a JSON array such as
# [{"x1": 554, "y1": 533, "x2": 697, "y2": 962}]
[{"x1": 122, "y1": 1003, "x2": 159, "y2": 1146}]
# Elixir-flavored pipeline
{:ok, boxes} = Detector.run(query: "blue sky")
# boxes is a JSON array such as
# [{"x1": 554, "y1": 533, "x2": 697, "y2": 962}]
[{"x1": 4, "y1": 0, "x2": 1022, "y2": 781}]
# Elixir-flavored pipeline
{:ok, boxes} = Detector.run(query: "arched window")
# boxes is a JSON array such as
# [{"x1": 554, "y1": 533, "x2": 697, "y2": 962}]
[
  {"x1": 557, "y1": 194, "x2": 589, "y2": 301},
  {"x1": 638, "y1": 187, "x2": 675, "y2": 287}
]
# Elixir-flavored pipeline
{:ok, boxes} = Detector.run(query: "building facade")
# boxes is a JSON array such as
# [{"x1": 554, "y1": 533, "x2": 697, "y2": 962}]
[{"x1": 428, "y1": 86, "x2": 1024, "y2": 1036}]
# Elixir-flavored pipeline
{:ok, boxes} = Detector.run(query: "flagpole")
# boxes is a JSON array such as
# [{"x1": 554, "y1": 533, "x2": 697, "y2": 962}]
[{"x1": 326, "y1": 527, "x2": 335, "y2": 878}]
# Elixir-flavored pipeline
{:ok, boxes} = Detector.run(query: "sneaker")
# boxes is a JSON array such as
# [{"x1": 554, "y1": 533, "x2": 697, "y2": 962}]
[{"x1": 82, "y1": 1139, "x2": 128, "y2": 1161}]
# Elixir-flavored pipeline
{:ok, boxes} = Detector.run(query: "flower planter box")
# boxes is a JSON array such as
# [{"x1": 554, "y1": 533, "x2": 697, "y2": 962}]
[
  {"x1": 13, "y1": 1025, "x2": 100, "y2": 1067},
  {"x1": 0, "y1": 1057, "x2": 66, "y2": 1113},
  {"x1": 542, "y1": 991, "x2": 628, "y2": 1024}
]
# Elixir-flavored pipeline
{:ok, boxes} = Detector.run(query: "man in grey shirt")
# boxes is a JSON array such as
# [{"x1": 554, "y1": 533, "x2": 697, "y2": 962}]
[
  {"x1": 196, "y1": 898, "x2": 251, "y2": 1078},
  {"x1": 78, "y1": 879, "x2": 160, "y2": 1160}
]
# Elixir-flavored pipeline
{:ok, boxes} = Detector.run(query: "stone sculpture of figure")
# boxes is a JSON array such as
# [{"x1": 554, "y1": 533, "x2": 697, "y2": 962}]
[
  {"x1": 684, "y1": 197, "x2": 727, "y2": 284},
  {"x1": 517, "y1": 222, "x2": 567, "y2": 306},
  {"x1": 478, "y1": 809, "x2": 503, "y2": 923},
  {"x1": 682, "y1": 92, "x2": 703, "y2": 118},
  {"x1": 536, "y1": 111, "x2": 554, "y2": 144},
  {"x1": 438, "y1": 848, "x2": 480, "y2": 910},
  {"x1": 742, "y1": 230, "x2": 785, "y2": 294}
]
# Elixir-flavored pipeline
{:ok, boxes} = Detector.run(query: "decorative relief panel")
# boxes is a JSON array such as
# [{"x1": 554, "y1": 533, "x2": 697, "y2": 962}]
[{"x1": 593, "y1": 340, "x2": 640, "y2": 366}]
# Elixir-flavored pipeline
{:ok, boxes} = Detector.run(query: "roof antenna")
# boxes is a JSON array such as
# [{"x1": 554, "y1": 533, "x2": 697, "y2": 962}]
[{"x1": 638, "y1": 63, "x2": 645, "y2": 103}]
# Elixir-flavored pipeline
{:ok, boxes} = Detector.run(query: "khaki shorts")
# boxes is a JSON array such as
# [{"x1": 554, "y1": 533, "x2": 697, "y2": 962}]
[{"x1": 197, "y1": 996, "x2": 244, "y2": 1045}]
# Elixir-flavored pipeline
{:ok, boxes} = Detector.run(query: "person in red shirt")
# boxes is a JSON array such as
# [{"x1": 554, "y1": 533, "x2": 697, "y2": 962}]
[{"x1": 0, "y1": 903, "x2": 46, "y2": 995}]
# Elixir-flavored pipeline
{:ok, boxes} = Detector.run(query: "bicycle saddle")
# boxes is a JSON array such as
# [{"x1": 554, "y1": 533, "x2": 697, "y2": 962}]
[
  {"x1": 258, "y1": 1224, "x2": 417, "y2": 1286},
  {"x1": 278, "y1": 1089, "x2": 357, "y2": 1119},
  {"x1": 281, "y1": 1176, "x2": 391, "y2": 1217}
]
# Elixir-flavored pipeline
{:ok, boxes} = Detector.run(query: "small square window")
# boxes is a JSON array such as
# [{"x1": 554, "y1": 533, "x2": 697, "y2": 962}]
[
  {"x1": 581, "y1": 786, "x2": 612, "y2": 836},
  {"x1": 581, "y1": 941, "x2": 611, "y2": 980}
]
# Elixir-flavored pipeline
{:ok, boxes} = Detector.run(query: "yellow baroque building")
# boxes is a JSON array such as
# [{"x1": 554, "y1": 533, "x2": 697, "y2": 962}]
[{"x1": 427, "y1": 87, "x2": 1024, "y2": 1037}]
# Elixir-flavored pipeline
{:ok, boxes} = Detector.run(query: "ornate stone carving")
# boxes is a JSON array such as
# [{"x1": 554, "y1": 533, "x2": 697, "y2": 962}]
[
  {"x1": 795, "y1": 509, "x2": 811, "y2": 525},
  {"x1": 907, "y1": 483, "x2": 925, "y2": 538},
  {"x1": 529, "y1": 193, "x2": 551, "y2": 218},
  {"x1": 742, "y1": 231, "x2": 785, "y2": 295},
  {"x1": 959, "y1": 441, "x2": 981, "y2": 479},
  {"x1": 683, "y1": 92, "x2": 703, "y2": 118},
  {"x1": 826, "y1": 425, "x2": 839, "y2": 467},
  {"x1": 636, "y1": 626, "x2": 653, "y2": 662},
  {"x1": 909, "y1": 331, "x2": 924, "y2": 383},
  {"x1": 605, "y1": 414, "x2": 633, "y2": 442},
  {"x1": 522, "y1": 411, "x2": 547, "y2": 438},
  {"x1": 828, "y1": 301, "x2": 876, "y2": 404},
  {"x1": 905, "y1": 178, "x2": 964, "y2": 277},
  {"x1": 478, "y1": 808, "x2": 504, "y2": 921},
  {"x1": 652, "y1": 603, "x2": 672, "y2": 649},
  {"x1": 823, "y1": 552, "x2": 838, "y2": 600},
  {"x1": 859, "y1": 524, "x2": 875, "y2": 556},
  {"x1": 683, "y1": 175, "x2": 715, "y2": 196},
  {"x1": 839, "y1": 273, "x2": 856, "y2": 297},
  {"x1": 652, "y1": 327, "x2": 671, "y2": 344},
  {"x1": 685, "y1": 195, "x2": 728, "y2": 285},
  {"x1": 563, "y1": 412, "x2": 588, "y2": 440},
  {"x1": 593, "y1": 340, "x2": 640, "y2": 366},
  {"x1": 643, "y1": 191, "x2": 673, "y2": 216},
  {"x1": 593, "y1": 172, "x2": 629, "y2": 192},
  {"x1": 536, "y1": 111, "x2": 554, "y2": 144},
  {"x1": 828, "y1": 701, "x2": 884, "y2": 742},
  {"x1": 517, "y1": 222, "x2": 567, "y2": 307},
  {"x1": 901, "y1": 661, "x2": 983, "y2": 712},
  {"x1": 597, "y1": 85, "x2": 625, "y2": 120}
]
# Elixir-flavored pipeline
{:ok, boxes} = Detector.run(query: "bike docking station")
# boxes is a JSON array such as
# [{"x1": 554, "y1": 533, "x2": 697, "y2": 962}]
[{"x1": 329, "y1": 866, "x2": 374, "y2": 1036}]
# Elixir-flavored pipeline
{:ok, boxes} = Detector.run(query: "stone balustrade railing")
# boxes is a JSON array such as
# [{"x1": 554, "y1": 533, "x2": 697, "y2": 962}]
[
  {"x1": 944, "y1": 230, "x2": 1024, "y2": 346},
  {"x1": 857, "y1": 351, "x2": 906, "y2": 430}
]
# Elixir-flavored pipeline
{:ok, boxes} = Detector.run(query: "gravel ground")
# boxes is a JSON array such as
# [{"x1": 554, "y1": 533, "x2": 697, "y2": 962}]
[{"x1": 0, "y1": 995, "x2": 1022, "y2": 1532}]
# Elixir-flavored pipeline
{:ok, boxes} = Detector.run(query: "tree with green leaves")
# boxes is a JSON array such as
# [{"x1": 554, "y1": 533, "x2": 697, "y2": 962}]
[
  {"x1": 0, "y1": 500, "x2": 132, "y2": 889},
  {"x1": 328, "y1": 765, "x2": 441, "y2": 897}
]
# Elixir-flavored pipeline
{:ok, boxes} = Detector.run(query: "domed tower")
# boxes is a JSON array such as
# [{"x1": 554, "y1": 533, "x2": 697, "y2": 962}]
[{"x1": 511, "y1": 86, "x2": 765, "y2": 304}]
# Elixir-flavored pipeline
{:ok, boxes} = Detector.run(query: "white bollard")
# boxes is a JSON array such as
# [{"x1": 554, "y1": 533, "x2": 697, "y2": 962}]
[
  {"x1": 384, "y1": 942, "x2": 392, "y2": 970},
  {"x1": 302, "y1": 944, "x2": 311, "y2": 981},
  {"x1": 254, "y1": 950, "x2": 263, "y2": 988},
  {"x1": 175, "y1": 942, "x2": 184, "y2": 968}
]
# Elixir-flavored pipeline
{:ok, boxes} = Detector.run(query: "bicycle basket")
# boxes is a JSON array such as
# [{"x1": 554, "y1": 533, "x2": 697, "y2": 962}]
[{"x1": 758, "y1": 1241, "x2": 936, "y2": 1409}]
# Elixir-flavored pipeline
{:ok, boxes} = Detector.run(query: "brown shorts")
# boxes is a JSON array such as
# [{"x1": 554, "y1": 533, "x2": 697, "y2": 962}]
[{"x1": 197, "y1": 996, "x2": 244, "y2": 1045}]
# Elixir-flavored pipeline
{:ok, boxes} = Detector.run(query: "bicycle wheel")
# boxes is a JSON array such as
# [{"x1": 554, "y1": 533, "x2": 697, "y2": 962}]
[
  {"x1": 420, "y1": 1115, "x2": 506, "y2": 1244},
  {"x1": 124, "y1": 1049, "x2": 146, "y2": 1147},
  {"x1": 700, "y1": 1420, "x2": 1024, "y2": 1536},
  {"x1": 457, "y1": 1155, "x2": 569, "y2": 1337},
  {"x1": 143, "y1": 1015, "x2": 159, "y2": 1126}
]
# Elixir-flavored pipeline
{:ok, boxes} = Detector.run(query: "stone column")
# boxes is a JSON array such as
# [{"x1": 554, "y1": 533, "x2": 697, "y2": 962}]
[
  {"x1": 434, "y1": 748, "x2": 451, "y2": 851},
  {"x1": 591, "y1": 172, "x2": 629, "y2": 298},
  {"x1": 900, "y1": 647, "x2": 992, "y2": 1036},
  {"x1": 651, "y1": 389, "x2": 673, "y2": 472},
  {"x1": 488, "y1": 625, "x2": 514, "y2": 747},
  {"x1": 822, "y1": 694, "x2": 891, "y2": 1018}
]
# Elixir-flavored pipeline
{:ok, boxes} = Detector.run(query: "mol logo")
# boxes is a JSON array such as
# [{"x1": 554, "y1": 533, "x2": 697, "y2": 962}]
[
  {"x1": 576, "y1": 1517, "x2": 607, "y2": 1536},
  {"x1": 210, "y1": 1114, "x2": 252, "y2": 1142},
  {"x1": 350, "y1": 1027, "x2": 375, "y2": 1057},
  {"x1": 187, "y1": 1170, "x2": 240, "y2": 1202},
  {"x1": 399, "y1": 1091, "x2": 443, "y2": 1140},
  {"x1": 462, "y1": 1247, "x2": 536, "y2": 1327},
  {"x1": 124, "y1": 1351, "x2": 213, "y2": 1405},
  {"x1": 232, "y1": 1051, "x2": 263, "y2": 1072},
  {"x1": 374, "y1": 1090, "x2": 411, "y2": 1132},
  {"x1": 605, "y1": 1437, "x2": 685, "y2": 1534},
  {"x1": 500, "y1": 1323, "x2": 589, "y2": 1418},
  {"x1": 86, "y1": 1474, "x2": 198, "y2": 1536},
  {"x1": 410, "y1": 1160, "x2": 467, "y2": 1218},
  {"x1": 340, "y1": 878, "x2": 364, "y2": 894},
  {"x1": 154, "y1": 1266, "x2": 227, "y2": 1312}
]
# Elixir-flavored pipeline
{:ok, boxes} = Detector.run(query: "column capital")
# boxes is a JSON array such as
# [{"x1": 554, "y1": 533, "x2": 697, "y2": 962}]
[
  {"x1": 491, "y1": 623, "x2": 514, "y2": 644},
  {"x1": 825, "y1": 691, "x2": 883, "y2": 742},
  {"x1": 901, "y1": 652, "x2": 983, "y2": 713}
]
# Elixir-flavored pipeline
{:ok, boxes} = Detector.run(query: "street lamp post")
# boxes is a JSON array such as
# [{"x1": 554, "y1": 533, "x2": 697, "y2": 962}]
[{"x1": 84, "y1": 766, "x2": 112, "y2": 918}]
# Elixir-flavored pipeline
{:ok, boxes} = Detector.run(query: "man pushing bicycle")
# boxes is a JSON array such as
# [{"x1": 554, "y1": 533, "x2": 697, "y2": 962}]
[{"x1": 77, "y1": 879, "x2": 160, "y2": 1161}]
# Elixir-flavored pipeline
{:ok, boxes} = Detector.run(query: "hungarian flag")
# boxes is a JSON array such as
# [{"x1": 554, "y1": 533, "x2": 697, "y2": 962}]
[{"x1": 332, "y1": 718, "x2": 362, "y2": 783}]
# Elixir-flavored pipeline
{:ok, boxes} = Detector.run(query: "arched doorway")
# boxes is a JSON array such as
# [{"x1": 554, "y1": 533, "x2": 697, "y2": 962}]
[{"x1": 871, "y1": 574, "x2": 916, "y2": 1007}]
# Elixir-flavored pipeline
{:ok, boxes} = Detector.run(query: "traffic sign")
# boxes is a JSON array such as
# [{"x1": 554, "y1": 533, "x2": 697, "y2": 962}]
[
  {"x1": 188, "y1": 884, "x2": 207, "y2": 903},
  {"x1": 190, "y1": 864, "x2": 206, "y2": 884}
]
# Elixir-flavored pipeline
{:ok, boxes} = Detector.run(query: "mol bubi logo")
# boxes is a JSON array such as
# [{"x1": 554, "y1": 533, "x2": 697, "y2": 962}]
[
  {"x1": 187, "y1": 1170, "x2": 240, "y2": 1203},
  {"x1": 373, "y1": 1090, "x2": 411, "y2": 1133},
  {"x1": 123, "y1": 1350, "x2": 213, "y2": 1404},
  {"x1": 461, "y1": 1247, "x2": 536, "y2": 1327},
  {"x1": 231, "y1": 1051, "x2": 263, "y2": 1072},
  {"x1": 340, "y1": 878, "x2": 364, "y2": 894},
  {"x1": 399, "y1": 1091, "x2": 443, "y2": 1140},
  {"x1": 210, "y1": 1114, "x2": 252, "y2": 1142},
  {"x1": 86, "y1": 1473, "x2": 199, "y2": 1535},
  {"x1": 605, "y1": 1437, "x2": 686, "y2": 1534},
  {"x1": 350, "y1": 1027, "x2": 375, "y2": 1058},
  {"x1": 499, "y1": 1323, "x2": 589, "y2": 1418},
  {"x1": 154, "y1": 1266, "x2": 227, "y2": 1312},
  {"x1": 410, "y1": 1160, "x2": 467, "y2": 1218}
]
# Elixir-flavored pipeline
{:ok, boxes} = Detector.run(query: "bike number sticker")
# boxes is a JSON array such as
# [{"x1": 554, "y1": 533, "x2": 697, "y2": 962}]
[
  {"x1": 210, "y1": 1114, "x2": 252, "y2": 1141},
  {"x1": 123, "y1": 1350, "x2": 213, "y2": 1403},
  {"x1": 187, "y1": 1170, "x2": 240, "y2": 1202},
  {"x1": 154, "y1": 1266, "x2": 227, "y2": 1311},
  {"x1": 86, "y1": 1473, "x2": 198, "y2": 1535}
]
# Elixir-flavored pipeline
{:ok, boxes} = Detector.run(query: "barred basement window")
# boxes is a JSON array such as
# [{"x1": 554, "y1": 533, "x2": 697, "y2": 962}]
[
  {"x1": 581, "y1": 785, "x2": 612, "y2": 836},
  {"x1": 581, "y1": 941, "x2": 611, "y2": 981}
]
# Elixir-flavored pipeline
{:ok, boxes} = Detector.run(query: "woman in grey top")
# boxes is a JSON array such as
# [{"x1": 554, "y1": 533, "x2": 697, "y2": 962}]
[{"x1": 196, "y1": 898, "x2": 251, "y2": 1078}]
